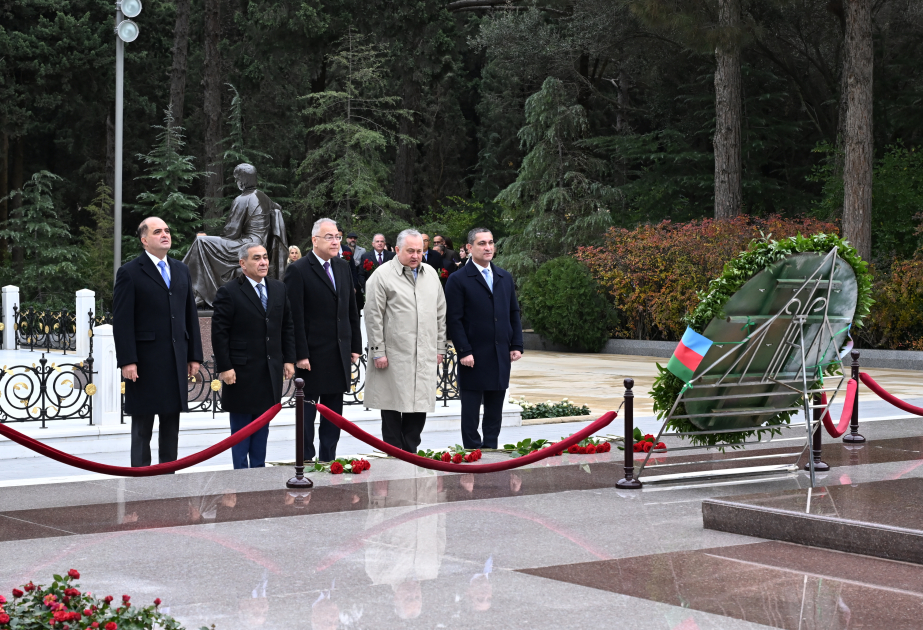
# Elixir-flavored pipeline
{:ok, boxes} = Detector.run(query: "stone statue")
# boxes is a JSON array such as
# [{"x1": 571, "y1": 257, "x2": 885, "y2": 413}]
[{"x1": 184, "y1": 164, "x2": 288, "y2": 307}]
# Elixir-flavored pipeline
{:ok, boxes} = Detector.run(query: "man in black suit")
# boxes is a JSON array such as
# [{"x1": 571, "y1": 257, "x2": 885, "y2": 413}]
[
  {"x1": 113, "y1": 217, "x2": 203, "y2": 467},
  {"x1": 212, "y1": 244, "x2": 296, "y2": 469},
  {"x1": 420, "y1": 233, "x2": 443, "y2": 272},
  {"x1": 444, "y1": 228, "x2": 524, "y2": 449},
  {"x1": 284, "y1": 218, "x2": 362, "y2": 461},
  {"x1": 358, "y1": 233, "x2": 394, "y2": 293}
]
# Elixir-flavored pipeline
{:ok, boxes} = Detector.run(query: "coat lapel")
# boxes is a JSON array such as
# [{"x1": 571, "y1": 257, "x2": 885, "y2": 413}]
[
  {"x1": 139, "y1": 254, "x2": 169, "y2": 291},
  {"x1": 467, "y1": 261, "x2": 492, "y2": 294},
  {"x1": 238, "y1": 277, "x2": 266, "y2": 315},
  {"x1": 308, "y1": 254, "x2": 337, "y2": 294}
]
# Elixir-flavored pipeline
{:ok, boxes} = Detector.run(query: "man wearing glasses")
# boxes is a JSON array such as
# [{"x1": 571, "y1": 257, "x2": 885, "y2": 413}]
[{"x1": 284, "y1": 218, "x2": 362, "y2": 461}]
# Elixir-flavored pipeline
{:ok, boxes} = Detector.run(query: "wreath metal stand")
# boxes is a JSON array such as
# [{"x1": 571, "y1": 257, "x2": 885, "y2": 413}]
[{"x1": 618, "y1": 247, "x2": 854, "y2": 489}]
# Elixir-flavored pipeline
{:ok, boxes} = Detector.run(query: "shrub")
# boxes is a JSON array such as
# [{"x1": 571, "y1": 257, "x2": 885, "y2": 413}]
[
  {"x1": 575, "y1": 215, "x2": 840, "y2": 341},
  {"x1": 861, "y1": 259, "x2": 923, "y2": 350},
  {"x1": 519, "y1": 256, "x2": 614, "y2": 351},
  {"x1": 511, "y1": 396, "x2": 590, "y2": 419}
]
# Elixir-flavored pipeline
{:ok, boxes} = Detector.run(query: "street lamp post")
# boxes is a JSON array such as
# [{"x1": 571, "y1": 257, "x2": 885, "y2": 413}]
[{"x1": 112, "y1": 1, "x2": 141, "y2": 282}]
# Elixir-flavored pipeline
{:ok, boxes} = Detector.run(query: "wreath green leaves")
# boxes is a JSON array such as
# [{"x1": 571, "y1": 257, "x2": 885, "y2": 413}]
[{"x1": 650, "y1": 232, "x2": 873, "y2": 448}]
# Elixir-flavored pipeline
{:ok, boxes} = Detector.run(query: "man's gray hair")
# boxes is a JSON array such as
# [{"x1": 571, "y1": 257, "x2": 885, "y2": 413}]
[
  {"x1": 373, "y1": 233, "x2": 386, "y2": 241},
  {"x1": 312, "y1": 217, "x2": 337, "y2": 237},
  {"x1": 396, "y1": 229, "x2": 422, "y2": 249},
  {"x1": 238, "y1": 243, "x2": 265, "y2": 260},
  {"x1": 467, "y1": 227, "x2": 492, "y2": 245}
]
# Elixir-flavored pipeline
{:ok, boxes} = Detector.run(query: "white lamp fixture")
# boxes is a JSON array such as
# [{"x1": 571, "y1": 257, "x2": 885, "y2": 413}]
[
  {"x1": 119, "y1": 0, "x2": 142, "y2": 19},
  {"x1": 116, "y1": 19, "x2": 139, "y2": 43}
]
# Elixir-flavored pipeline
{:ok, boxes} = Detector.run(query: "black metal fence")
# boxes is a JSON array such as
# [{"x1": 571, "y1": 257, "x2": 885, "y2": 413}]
[
  {"x1": 0, "y1": 355, "x2": 95, "y2": 427},
  {"x1": 120, "y1": 347, "x2": 460, "y2": 422},
  {"x1": 13, "y1": 306, "x2": 81, "y2": 353}
]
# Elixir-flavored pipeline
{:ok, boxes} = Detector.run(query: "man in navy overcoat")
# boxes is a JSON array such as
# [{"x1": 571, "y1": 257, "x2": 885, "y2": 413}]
[
  {"x1": 445, "y1": 228, "x2": 524, "y2": 449},
  {"x1": 113, "y1": 217, "x2": 203, "y2": 467}
]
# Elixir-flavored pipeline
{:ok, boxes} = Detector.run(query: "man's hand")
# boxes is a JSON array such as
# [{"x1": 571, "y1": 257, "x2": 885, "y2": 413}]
[
  {"x1": 437, "y1": 353, "x2": 444, "y2": 365},
  {"x1": 460, "y1": 355, "x2": 474, "y2": 367},
  {"x1": 296, "y1": 358, "x2": 311, "y2": 370},
  {"x1": 284, "y1": 363, "x2": 295, "y2": 380},
  {"x1": 510, "y1": 350, "x2": 522, "y2": 362},
  {"x1": 122, "y1": 364, "x2": 139, "y2": 382},
  {"x1": 374, "y1": 357, "x2": 389, "y2": 369},
  {"x1": 220, "y1": 369, "x2": 236, "y2": 385},
  {"x1": 351, "y1": 353, "x2": 360, "y2": 364},
  {"x1": 188, "y1": 362, "x2": 201, "y2": 378}
]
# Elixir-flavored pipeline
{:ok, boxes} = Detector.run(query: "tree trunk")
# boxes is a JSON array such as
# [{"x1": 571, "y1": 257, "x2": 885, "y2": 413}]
[
  {"x1": 10, "y1": 137, "x2": 23, "y2": 272},
  {"x1": 169, "y1": 0, "x2": 192, "y2": 129},
  {"x1": 392, "y1": 76, "x2": 419, "y2": 220},
  {"x1": 713, "y1": 0, "x2": 743, "y2": 219},
  {"x1": 202, "y1": 0, "x2": 223, "y2": 222},
  {"x1": 842, "y1": 0, "x2": 873, "y2": 262},
  {"x1": 0, "y1": 130, "x2": 7, "y2": 260}
]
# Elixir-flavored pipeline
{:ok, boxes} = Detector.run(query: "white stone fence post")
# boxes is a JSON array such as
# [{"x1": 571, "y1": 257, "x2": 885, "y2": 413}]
[
  {"x1": 1, "y1": 285, "x2": 18, "y2": 350},
  {"x1": 90, "y1": 324, "x2": 122, "y2": 426},
  {"x1": 75, "y1": 288, "x2": 95, "y2": 357}
]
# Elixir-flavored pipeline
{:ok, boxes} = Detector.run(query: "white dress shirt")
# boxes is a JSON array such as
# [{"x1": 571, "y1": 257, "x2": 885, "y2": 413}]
[
  {"x1": 313, "y1": 251, "x2": 336, "y2": 289},
  {"x1": 146, "y1": 250, "x2": 171, "y2": 283},
  {"x1": 472, "y1": 259, "x2": 491, "y2": 283},
  {"x1": 243, "y1": 274, "x2": 267, "y2": 300}
]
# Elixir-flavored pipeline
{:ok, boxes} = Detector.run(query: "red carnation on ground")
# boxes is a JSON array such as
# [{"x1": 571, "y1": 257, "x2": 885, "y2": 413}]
[
  {"x1": 362, "y1": 459, "x2": 371, "y2": 470},
  {"x1": 586, "y1": 445, "x2": 597, "y2": 454},
  {"x1": 642, "y1": 442, "x2": 653, "y2": 452},
  {"x1": 463, "y1": 453, "x2": 473, "y2": 462},
  {"x1": 12, "y1": 589, "x2": 23, "y2": 598},
  {"x1": 0, "y1": 613, "x2": 9, "y2": 624},
  {"x1": 438, "y1": 452, "x2": 449, "y2": 462},
  {"x1": 154, "y1": 598, "x2": 161, "y2": 606},
  {"x1": 567, "y1": 445, "x2": 579, "y2": 454},
  {"x1": 105, "y1": 623, "x2": 118, "y2": 630},
  {"x1": 452, "y1": 453, "x2": 463, "y2": 464},
  {"x1": 656, "y1": 442, "x2": 667, "y2": 450},
  {"x1": 330, "y1": 462, "x2": 344, "y2": 474},
  {"x1": 349, "y1": 460, "x2": 362, "y2": 474}
]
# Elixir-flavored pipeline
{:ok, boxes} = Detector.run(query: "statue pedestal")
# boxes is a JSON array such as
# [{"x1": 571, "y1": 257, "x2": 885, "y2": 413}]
[{"x1": 198, "y1": 310, "x2": 213, "y2": 363}]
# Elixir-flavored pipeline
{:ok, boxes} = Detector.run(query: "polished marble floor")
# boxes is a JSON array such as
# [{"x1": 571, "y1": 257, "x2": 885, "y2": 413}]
[{"x1": 3, "y1": 414, "x2": 923, "y2": 629}]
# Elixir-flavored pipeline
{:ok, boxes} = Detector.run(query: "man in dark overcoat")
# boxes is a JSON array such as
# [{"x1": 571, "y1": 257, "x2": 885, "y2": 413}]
[
  {"x1": 212, "y1": 244, "x2": 295, "y2": 469},
  {"x1": 358, "y1": 233, "x2": 394, "y2": 294},
  {"x1": 284, "y1": 218, "x2": 362, "y2": 461},
  {"x1": 444, "y1": 228, "x2": 524, "y2": 449},
  {"x1": 113, "y1": 217, "x2": 203, "y2": 467}
]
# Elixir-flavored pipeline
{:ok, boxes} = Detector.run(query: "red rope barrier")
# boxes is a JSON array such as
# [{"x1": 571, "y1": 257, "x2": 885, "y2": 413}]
[
  {"x1": 0, "y1": 404, "x2": 282, "y2": 477},
  {"x1": 859, "y1": 372, "x2": 923, "y2": 416},
  {"x1": 315, "y1": 403, "x2": 617, "y2": 473},
  {"x1": 818, "y1": 379, "x2": 857, "y2": 438}
]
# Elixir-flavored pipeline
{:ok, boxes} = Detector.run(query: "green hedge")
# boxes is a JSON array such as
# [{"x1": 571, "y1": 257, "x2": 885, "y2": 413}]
[{"x1": 520, "y1": 257, "x2": 615, "y2": 352}]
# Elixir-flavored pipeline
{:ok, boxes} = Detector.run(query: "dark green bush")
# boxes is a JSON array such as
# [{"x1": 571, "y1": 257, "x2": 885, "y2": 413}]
[{"x1": 520, "y1": 256, "x2": 614, "y2": 352}]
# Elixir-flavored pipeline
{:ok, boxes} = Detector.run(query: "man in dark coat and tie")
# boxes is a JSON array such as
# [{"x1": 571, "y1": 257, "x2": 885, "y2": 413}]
[
  {"x1": 358, "y1": 233, "x2": 394, "y2": 293},
  {"x1": 284, "y1": 218, "x2": 362, "y2": 461},
  {"x1": 212, "y1": 244, "x2": 296, "y2": 469},
  {"x1": 444, "y1": 228, "x2": 524, "y2": 449},
  {"x1": 113, "y1": 217, "x2": 203, "y2": 467},
  {"x1": 421, "y1": 233, "x2": 444, "y2": 272}
]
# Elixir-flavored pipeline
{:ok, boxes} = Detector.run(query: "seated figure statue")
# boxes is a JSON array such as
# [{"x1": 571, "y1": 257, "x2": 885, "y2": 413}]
[{"x1": 184, "y1": 163, "x2": 288, "y2": 307}]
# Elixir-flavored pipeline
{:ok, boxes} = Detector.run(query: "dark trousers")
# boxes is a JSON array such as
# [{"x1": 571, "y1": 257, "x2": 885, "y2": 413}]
[
  {"x1": 229, "y1": 412, "x2": 270, "y2": 469},
  {"x1": 460, "y1": 389, "x2": 506, "y2": 449},
  {"x1": 130, "y1": 413, "x2": 180, "y2": 467},
  {"x1": 305, "y1": 392, "x2": 343, "y2": 462},
  {"x1": 381, "y1": 410, "x2": 427, "y2": 453}
]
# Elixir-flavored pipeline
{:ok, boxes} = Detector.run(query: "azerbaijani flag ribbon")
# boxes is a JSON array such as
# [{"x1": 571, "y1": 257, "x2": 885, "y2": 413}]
[{"x1": 667, "y1": 327, "x2": 714, "y2": 383}]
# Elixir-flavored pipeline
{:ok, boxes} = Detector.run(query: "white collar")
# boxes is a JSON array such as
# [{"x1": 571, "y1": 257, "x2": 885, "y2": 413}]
[
  {"x1": 472, "y1": 260, "x2": 490, "y2": 274},
  {"x1": 146, "y1": 250, "x2": 168, "y2": 266},
  {"x1": 313, "y1": 250, "x2": 333, "y2": 267},
  {"x1": 244, "y1": 274, "x2": 266, "y2": 288}
]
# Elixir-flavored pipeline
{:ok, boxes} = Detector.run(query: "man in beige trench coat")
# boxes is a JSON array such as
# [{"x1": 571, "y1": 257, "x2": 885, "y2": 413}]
[{"x1": 364, "y1": 229, "x2": 447, "y2": 452}]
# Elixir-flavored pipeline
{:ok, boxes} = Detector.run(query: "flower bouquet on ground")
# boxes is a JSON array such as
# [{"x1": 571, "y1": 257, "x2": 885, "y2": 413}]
[
  {"x1": 313, "y1": 458, "x2": 372, "y2": 475},
  {"x1": 417, "y1": 444, "x2": 483, "y2": 464},
  {"x1": 511, "y1": 396, "x2": 591, "y2": 420},
  {"x1": 503, "y1": 436, "x2": 612, "y2": 457},
  {"x1": 0, "y1": 569, "x2": 204, "y2": 630},
  {"x1": 618, "y1": 428, "x2": 667, "y2": 453}
]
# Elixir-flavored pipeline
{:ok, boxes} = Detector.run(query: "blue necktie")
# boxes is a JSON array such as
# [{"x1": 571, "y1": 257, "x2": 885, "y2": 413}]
[
  {"x1": 256, "y1": 283, "x2": 267, "y2": 311},
  {"x1": 158, "y1": 260, "x2": 170, "y2": 288},
  {"x1": 482, "y1": 268, "x2": 492, "y2": 292}
]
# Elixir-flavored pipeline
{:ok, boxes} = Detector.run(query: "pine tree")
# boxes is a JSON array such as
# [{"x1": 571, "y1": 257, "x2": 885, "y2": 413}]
[
  {"x1": 135, "y1": 106, "x2": 208, "y2": 256},
  {"x1": 297, "y1": 30, "x2": 412, "y2": 225},
  {"x1": 494, "y1": 77, "x2": 616, "y2": 280},
  {"x1": 79, "y1": 181, "x2": 114, "y2": 308},
  {"x1": 0, "y1": 171, "x2": 83, "y2": 305}
]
